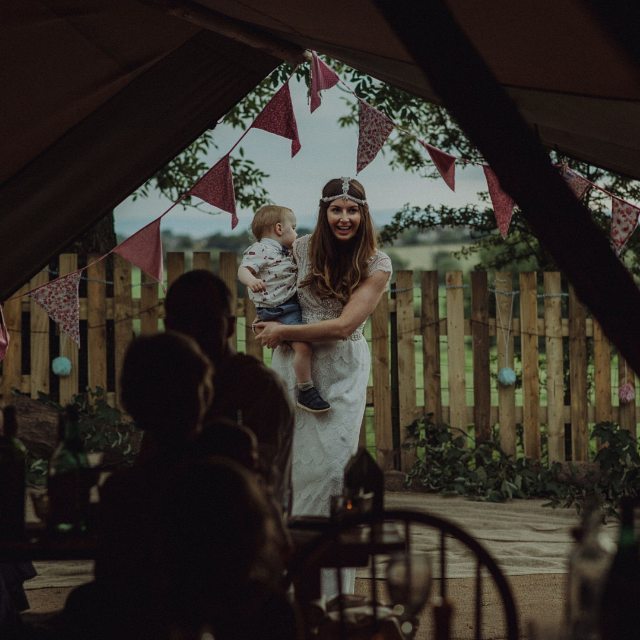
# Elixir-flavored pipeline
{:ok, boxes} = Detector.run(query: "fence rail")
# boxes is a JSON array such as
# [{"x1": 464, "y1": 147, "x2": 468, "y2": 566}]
[{"x1": 1, "y1": 252, "x2": 635, "y2": 471}]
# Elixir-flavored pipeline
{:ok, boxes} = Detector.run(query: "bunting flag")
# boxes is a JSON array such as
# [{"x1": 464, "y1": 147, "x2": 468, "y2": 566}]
[
  {"x1": 30, "y1": 272, "x2": 81, "y2": 346},
  {"x1": 419, "y1": 141, "x2": 456, "y2": 191},
  {"x1": 252, "y1": 83, "x2": 301, "y2": 157},
  {"x1": 310, "y1": 51, "x2": 340, "y2": 113},
  {"x1": 610, "y1": 196, "x2": 640, "y2": 254},
  {"x1": 561, "y1": 165, "x2": 591, "y2": 200},
  {"x1": 113, "y1": 217, "x2": 164, "y2": 281},
  {"x1": 483, "y1": 166, "x2": 515, "y2": 238},
  {"x1": 0, "y1": 304, "x2": 9, "y2": 362},
  {"x1": 356, "y1": 100, "x2": 394, "y2": 173},
  {"x1": 189, "y1": 156, "x2": 238, "y2": 229}
]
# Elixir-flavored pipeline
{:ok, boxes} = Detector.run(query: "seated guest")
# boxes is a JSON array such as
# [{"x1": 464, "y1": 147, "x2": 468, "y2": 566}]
[
  {"x1": 58, "y1": 332, "x2": 214, "y2": 640},
  {"x1": 158, "y1": 458, "x2": 302, "y2": 640},
  {"x1": 164, "y1": 271, "x2": 294, "y2": 513}
]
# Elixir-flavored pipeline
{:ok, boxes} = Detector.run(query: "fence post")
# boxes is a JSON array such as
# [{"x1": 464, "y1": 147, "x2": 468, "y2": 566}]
[
  {"x1": 57, "y1": 255, "x2": 80, "y2": 405},
  {"x1": 495, "y1": 272, "x2": 516, "y2": 456},
  {"x1": 140, "y1": 272, "x2": 160, "y2": 335},
  {"x1": 520, "y1": 272, "x2": 540, "y2": 459},
  {"x1": 544, "y1": 272, "x2": 565, "y2": 463},
  {"x1": 421, "y1": 271, "x2": 442, "y2": 424},
  {"x1": 372, "y1": 290, "x2": 393, "y2": 470},
  {"x1": 87, "y1": 255, "x2": 107, "y2": 394},
  {"x1": 568, "y1": 285, "x2": 588, "y2": 461},
  {"x1": 113, "y1": 255, "x2": 132, "y2": 409},
  {"x1": 30, "y1": 268, "x2": 50, "y2": 399},
  {"x1": 166, "y1": 252, "x2": 185, "y2": 289},
  {"x1": 471, "y1": 271, "x2": 490, "y2": 442},
  {"x1": 593, "y1": 318, "x2": 612, "y2": 425},
  {"x1": 192, "y1": 252, "x2": 211, "y2": 271},
  {"x1": 397, "y1": 271, "x2": 417, "y2": 471},
  {"x1": 446, "y1": 271, "x2": 466, "y2": 435},
  {"x1": 219, "y1": 252, "x2": 238, "y2": 352}
]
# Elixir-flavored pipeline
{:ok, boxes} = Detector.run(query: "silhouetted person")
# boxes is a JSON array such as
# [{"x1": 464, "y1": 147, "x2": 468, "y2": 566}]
[
  {"x1": 59, "y1": 332, "x2": 214, "y2": 640},
  {"x1": 158, "y1": 458, "x2": 302, "y2": 640},
  {"x1": 164, "y1": 270, "x2": 294, "y2": 512}
]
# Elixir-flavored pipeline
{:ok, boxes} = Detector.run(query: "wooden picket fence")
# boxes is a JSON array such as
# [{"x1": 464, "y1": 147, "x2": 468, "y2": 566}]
[{"x1": 0, "y1": 252, "x2": 636, "y2": 472}]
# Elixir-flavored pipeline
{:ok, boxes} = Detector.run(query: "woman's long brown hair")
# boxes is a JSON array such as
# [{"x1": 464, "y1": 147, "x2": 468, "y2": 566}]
[{"x1": 301, "y1": 178, "x2": 377, "y2": 303}]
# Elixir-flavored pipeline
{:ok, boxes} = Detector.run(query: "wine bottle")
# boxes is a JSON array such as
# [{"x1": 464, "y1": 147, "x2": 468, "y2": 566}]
[
  {"x1": 0, "y1": 406, "x2": 27, "y2": 539},
  {"x1": 599, "y1": 498, "x2": 640, "y2": 640},
  {"x1": 47, "y1": 405, "x2": 90, "y2": 534}
]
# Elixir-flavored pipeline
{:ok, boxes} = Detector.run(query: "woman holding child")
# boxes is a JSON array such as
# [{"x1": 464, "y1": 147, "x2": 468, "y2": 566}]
[{"x1": 253, "y1": 177, "x2": 392, "y2": 522}]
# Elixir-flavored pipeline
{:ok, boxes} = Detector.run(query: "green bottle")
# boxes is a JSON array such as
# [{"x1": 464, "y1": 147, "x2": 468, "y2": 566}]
[
  {"x1": 0, "y1": 406, "x2": 27, "y2": 539},
  {"x1": 47, "y1": 405, "x2": 90, "y2": 534},
  {"x1": 599, "y1": 498, "x2": 640, "y2": 640}
]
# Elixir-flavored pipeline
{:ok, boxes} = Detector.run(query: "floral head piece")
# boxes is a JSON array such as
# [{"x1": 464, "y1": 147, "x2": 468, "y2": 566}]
[{"x1": 320, "y1": 177, "x2": 367, "y2": 205}]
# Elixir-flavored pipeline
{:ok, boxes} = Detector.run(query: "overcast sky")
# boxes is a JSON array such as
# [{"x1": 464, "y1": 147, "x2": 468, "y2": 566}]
[{"x1": 114, "y1": 74, "x2": 486, "y2": 238}]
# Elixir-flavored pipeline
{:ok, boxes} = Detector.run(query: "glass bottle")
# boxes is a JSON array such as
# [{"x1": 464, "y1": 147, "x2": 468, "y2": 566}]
[
  {"x1": 47, "y1": 405, "x2": 90, "y2": 534},
  {"x1": 0, "y1": 405, "x2": 27, "y2": 539},
  {"x1": 566, "y1": 504, "x2": 614, "y2": 640},
  {"x1": 599, "y1": 498, "x2": 640, "y2": 640}
]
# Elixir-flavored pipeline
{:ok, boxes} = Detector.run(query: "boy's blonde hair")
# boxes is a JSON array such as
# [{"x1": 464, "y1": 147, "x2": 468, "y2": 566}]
[{"x1": 251, "y1": 205, "x2": 293, "y2": 241}]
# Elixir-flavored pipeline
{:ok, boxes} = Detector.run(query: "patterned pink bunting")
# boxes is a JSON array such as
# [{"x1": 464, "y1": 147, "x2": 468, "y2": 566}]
[
  {"x1": 310, "y1": 51, "x2": 340, "y2": 113},
  {"x1": 113, "y1": 217, "x2": 164, "y2": 282},
  {"x1": 419, "y1": 141, "x2": 456, "y2": 191},
  {"x1": 0, "y1": 304, "x2": 9, "y2": 362},
  {"x1": 610, "y1": 196, "x2": 640, "y2": 254},
  {"x1": 356, "y1": 100, "x2": 394, "y2": 173},
  {"x1": 561, "y1": 165, "x2": 591, "y2": 200},
  {"x1": 30, "y1": 272, "x2": 81, "y2": 346},
  {"x1": 252, "y1": 83, "x2": 301, "y2": 157},
  {"x1": 189, "y1": 156, "x2": 238, "y2": 229},
  {"x1": 483, "y1": 166, "x2": 515, "y2": 239}
]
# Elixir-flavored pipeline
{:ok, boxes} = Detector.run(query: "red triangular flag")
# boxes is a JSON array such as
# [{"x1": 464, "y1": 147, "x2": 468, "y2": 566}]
[
  {"x1": 0, "y1": 304, "x2": 9, "y2": 362},
  {"x1": 189, "y1": 156, "x2": 238, "y2": 229},
  {"x1": 356, "y1": 100, "x2": 394, "y2": 173},
  {"x1": 252, "y1": 83, "x2": 301, "y2": 157},
  {"x1": 561, "y1": 165, "x2": 591, "y2": 200},
  {"x1": 419, "y1": 141, "x2": 456, "y2": 191},
  {"x1": 310, "y1": 51, "x2": 340, "y2": 113},
  {"x1": 30, "y1": 272, "x2": 81, "y2": 347},
  {"x1": 113, "y1": 218, "x2": 164, "y2": 282},
  {"x1": 610, "y1": 196, "x2": 640, "y2": 254},
  {"x1": 483, "y1": 166, "x2": 515, "y2": 238}
]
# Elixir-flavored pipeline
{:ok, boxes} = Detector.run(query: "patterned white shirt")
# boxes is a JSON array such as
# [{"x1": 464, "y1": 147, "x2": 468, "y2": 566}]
[{"x1": 240, "y1": 237, "x2": 297, "y2": 308}]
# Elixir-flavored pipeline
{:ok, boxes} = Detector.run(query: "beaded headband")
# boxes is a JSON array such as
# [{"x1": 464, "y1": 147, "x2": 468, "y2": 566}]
[{"x1": 319, "y1": 176, "x2": 367, "y2": 205}]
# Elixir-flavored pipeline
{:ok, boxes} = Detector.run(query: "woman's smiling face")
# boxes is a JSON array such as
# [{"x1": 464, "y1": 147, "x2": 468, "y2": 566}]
[{"x1": 326, "y1": 198, "x2": 362, "y2": 242}]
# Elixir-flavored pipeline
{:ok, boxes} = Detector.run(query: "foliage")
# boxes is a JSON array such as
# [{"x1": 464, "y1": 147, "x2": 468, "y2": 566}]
[
  {"x1": 27, "y1": 388, "x2": 140, "y2": 486},
  {"x1": 403, "y1": 413, "x2": 640, "y2": 519}
]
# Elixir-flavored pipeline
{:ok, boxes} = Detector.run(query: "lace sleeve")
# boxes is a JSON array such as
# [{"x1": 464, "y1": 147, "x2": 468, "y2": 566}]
[
  {"x1": 367, "y1": 250, "x2": 393, "y2": 287},
  {"x1": 292, "y1": 234, "x2": 311, "y2": 264}
]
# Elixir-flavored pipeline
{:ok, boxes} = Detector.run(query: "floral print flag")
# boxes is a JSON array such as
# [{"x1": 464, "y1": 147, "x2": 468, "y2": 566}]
[
  {"x1": 252, "y1": 83, "x2": 301, "y2": 157},
  {"x1": 356, "y1": 100, "x2": 394, "y2": 173},
  {"x1": 30, "y1": 272, "x2": 81, "y2": 346},
  {"x1": 419, "y1": 141, "x2": 456, "y2": 191},
  {"x1": 189, "y1": 156, "x2": 238, "y2": 229},
  {"x1": 310, "y1": 51, "x2": 340, "y2": 113},
  {"x1": 561, "y1": 165, "x2": 591, "y2": 200},
  {"x1": 113, "y1": 217, "x2": 164, "y2": 282},
  {"x1": 610, "y1": 196, "x2": 640, "y2": 254},
  {"x1": 483, "y1": 166, "x2": 515, "y2": 239}
]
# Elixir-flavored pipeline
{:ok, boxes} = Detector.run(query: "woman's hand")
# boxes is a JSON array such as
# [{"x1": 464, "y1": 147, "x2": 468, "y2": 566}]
[{"x1": 253, "y1": 321, "x2": 285, "y2": 348}]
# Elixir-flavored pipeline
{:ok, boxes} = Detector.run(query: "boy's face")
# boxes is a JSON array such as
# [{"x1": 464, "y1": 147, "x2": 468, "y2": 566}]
[{"x1": 280, "y1": 212, "x2": 298, "y2": 249}]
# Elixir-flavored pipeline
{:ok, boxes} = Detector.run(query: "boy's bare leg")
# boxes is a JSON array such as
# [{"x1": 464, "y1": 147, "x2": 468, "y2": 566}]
[{"x1": 291, "y1": 341, "x2": 330, "y2": 413}]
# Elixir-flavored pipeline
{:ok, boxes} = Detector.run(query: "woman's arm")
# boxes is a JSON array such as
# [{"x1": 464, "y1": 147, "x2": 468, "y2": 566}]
[{"x1": 254, "y1": 270, "x2": 390, "y2": 347}]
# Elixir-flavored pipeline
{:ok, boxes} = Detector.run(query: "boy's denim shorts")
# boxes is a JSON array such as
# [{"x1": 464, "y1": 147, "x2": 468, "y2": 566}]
[{"x1": 256, "y1": 294, "x2": 302, "y2": 325}]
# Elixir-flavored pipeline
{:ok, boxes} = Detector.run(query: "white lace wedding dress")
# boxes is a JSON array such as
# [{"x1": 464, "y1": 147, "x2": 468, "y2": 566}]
[{"x1": 271, "y1": 234, "x2": 392, "y2": 595}]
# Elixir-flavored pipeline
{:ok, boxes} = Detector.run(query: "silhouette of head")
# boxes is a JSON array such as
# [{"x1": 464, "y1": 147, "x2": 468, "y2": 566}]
[
  {"x1": 120, "y1": 332, "x2": 213, "y2": 447},
  {"x1": 164, "y1": 270, "x2": 235, "y2": 364}
]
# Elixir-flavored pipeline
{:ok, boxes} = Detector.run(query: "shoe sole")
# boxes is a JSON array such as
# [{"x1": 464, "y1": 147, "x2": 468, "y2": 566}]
[{"x1": 296, "y1": 402, "x2": 330, "y2": 414}]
